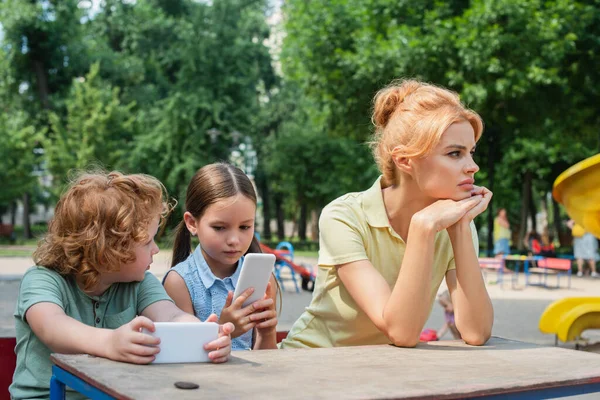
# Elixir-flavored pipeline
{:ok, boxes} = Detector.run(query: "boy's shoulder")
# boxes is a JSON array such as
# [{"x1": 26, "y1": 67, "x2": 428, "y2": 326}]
[{"x1": 21, "y1": 265, "x2": 68, "y2": 285}]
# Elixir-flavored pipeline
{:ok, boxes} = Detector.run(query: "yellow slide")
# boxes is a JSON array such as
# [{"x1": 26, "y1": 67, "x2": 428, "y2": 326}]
[
  {"x1": 539, "y1": 298, "x2": 600, "y2": 343},
  {"x1": 553, "y1": 153, "x2": 600, "y2": 238},
  {"x1": 540, "y1": 156, "x2": 600, "y2": 345}
]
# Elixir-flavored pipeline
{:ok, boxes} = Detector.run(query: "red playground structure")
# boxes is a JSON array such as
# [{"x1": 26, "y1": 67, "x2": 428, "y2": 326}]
[{"x1": 259, "y1": 242, "x2": 316, "y2": 292}]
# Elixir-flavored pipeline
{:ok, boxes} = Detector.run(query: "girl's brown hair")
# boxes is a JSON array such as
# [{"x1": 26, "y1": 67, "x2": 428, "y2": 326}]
[
  {"x1": 33, "y1": 171, "x2": 173, "y2": 291},
  {"x1": 370, "y1": 79, "x2": 484, "y2": 187},
  {"x1": 171, "y1": 162, "x2": 262, "y2": 267}
]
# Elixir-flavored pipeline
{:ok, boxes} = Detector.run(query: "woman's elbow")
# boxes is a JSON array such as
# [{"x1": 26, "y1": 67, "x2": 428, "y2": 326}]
[
  {"x1": 461, "y1": 330, "x2": 491, "y2": 346},
  {"x1": 387, "y1": 330, "x2": 420, "y2": 348}
]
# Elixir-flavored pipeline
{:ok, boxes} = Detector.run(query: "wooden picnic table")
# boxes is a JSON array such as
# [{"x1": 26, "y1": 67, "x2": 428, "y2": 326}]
[{"x1": 50, "y1": 337, "x2": 600, "y2": 400}]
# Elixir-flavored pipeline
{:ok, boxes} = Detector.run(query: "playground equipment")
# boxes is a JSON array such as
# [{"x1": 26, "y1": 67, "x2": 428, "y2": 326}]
[
  {"x1": 259, "y1": 242, "x2": 316, "y2": 292},
  {"x1": 553, "y1": 153, "x2": 600, "y2": 239},
  {"x1": 539, "y1": 298, "x2": 600, "y2": 347},
  {"x1": 537, "y1": 156, "x2": 600, "y2": 348}
]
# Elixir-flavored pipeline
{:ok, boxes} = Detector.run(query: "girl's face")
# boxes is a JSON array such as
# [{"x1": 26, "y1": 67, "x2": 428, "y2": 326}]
[
  {"x1": 409, "y1": 121, "x2": 479, "y2": 201},
  {"x1": 192, "y1": 194, "x2": 256, "y2": 273}
]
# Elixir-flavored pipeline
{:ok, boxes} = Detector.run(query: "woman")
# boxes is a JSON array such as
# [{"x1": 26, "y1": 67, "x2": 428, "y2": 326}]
[{"x1": 280, "y1": 79, "x2": 493, "y2": 349}]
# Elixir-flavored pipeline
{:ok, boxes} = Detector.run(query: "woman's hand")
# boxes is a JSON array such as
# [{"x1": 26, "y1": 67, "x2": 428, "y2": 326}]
[
  {"x1": 412, "y1": 195, "x2": 482, "y2": 232},
  {"x1": 219, "y1": 288, "x2": 275, "y2": 338},
  {"x1": 461, "y1": 186, "x2": 493, "y2": 224}
]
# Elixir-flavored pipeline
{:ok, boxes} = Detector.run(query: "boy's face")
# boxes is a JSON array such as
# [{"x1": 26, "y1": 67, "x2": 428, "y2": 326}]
[{"x1": 112, "y1": 217, "x2": 160, "y2": 282}]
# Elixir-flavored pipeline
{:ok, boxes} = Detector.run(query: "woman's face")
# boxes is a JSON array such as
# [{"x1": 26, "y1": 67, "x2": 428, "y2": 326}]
[{"x1": 409, "y1": 121, "x2": 479, "y2": 201}]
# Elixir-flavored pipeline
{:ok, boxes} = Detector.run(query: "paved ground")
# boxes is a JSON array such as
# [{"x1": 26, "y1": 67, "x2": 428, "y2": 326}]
[{"x1": 3, "y1": 250, "x2": 600, "y2": 398}]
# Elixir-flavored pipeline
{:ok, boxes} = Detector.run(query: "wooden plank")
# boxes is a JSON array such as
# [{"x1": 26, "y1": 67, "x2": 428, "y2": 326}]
[{"x1": 51, "y1": 337, "x2": 600, "y2": 400}]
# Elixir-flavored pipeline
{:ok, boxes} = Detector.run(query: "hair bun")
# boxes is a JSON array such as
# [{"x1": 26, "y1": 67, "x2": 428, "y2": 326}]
[{"x1": 372, "y1": 80, "x2": 421, "y2": 129}]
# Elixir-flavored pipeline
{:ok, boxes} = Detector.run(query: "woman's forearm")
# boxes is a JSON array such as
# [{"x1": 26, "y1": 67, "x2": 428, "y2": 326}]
[
  {"x1": 383, "y1": 221, "x2": 437, "y2": 347},
  {"x1": 448, "y1": 223, "x2": 493, "y2": 345}
]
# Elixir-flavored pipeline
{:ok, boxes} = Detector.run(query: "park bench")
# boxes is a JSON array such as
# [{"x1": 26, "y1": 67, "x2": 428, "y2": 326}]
[
  {"x1": 478, "y1": 257, "x2": 516, "y2": 288},
  {"x1": 0, "y1": 224, "x2": 15, "y2": 242},
  {"x1": 0, "y1": 337, "x2": 16, "y2": 400},
  {"x1": 527, "y1": 257, "x2": 572, "y2": 288}
]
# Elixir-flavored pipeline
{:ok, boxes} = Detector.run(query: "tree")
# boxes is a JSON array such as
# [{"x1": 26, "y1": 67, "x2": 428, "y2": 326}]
[
  {"x1": 0, "y1": 111, "x2": 43, "y2": 223},
  {"x1": 44, "y1": 63, "x2": 136, "y2": 193},
  {"x1": 281, "y1": 0, "x2": 600, "y2": 251},
  {"x1": 0, "y1": 0, "x2": 90, "y2": 236}
]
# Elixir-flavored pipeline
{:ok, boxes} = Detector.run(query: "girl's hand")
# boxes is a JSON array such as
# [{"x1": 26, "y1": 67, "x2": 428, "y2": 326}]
[
  {"x1": 219, "y1": 288, "x2": 275, "y2": 338},
  {"x1": 252, "y1": 282, "x2": 278, "y2": 334},
  {"x1": 412, "y1": 195, "x2": 482, "y2": 233},
  {"x1": 204, "y1": 314, "x2": 234, "y2": 363},
  {"x1": 106, "y1": 316, "x2": 160, "y2": 364}
]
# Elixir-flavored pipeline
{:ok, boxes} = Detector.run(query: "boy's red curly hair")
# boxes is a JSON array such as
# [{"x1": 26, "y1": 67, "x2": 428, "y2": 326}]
[{"x1": 34, "y1": 171, "x2": 173, "y2": 291}]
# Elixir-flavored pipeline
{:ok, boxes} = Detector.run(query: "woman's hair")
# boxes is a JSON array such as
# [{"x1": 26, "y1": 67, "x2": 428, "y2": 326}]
[
  {"x1": 370, "y1": 79, "x2": 484, "y2": 186},
  {"x1": 34, "y1": 170, "x2": 173, "y2": 291},
  {"x1": 171, "y1": 162, "x2": 262, "y2": 267},
  {"x1": 496, "y1": 208, "x2": 506, "y2": 217}
]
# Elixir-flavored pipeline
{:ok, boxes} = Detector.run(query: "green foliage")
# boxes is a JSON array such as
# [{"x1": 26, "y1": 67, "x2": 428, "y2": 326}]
[
  {"x1": 0, "y1": 110, "x2": 43, "y2": 212},
  {"x1": 44, "y1": 63, "x2": 136, "y2": 194},
  {"x1": 281, "y1": 0, "x2": 600, "y2": 232}
]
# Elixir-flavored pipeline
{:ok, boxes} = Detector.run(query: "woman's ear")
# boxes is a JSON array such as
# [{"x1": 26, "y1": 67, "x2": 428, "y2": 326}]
[
  {"x1": 392, "y1": 154, "x2": 412, "y2": 175},
  {"x1": 183, "y1": 212, "x2": 198, "y2": 236},
  {"x1": 391, "y1": 146, "x2": 413, "y2": 175}
]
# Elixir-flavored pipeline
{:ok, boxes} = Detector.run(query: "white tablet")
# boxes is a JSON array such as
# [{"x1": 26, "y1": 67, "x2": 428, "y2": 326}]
[
  {"x1": 233, "y1": 253, "x2": 276, "y2": 308},
  {"x1": 143, "y1": 322, "x2": 219, "y2": 364}
]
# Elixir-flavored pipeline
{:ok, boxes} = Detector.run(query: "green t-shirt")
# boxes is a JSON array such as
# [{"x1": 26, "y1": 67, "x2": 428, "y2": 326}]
[{"x1": 10, "y1": 267, "x2": 172, "y2": 400}]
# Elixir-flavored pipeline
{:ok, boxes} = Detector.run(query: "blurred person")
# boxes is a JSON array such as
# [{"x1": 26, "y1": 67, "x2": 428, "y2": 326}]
[
  {"x1": 493, "y1": 208, "x2": 511, "y2": 257},
  {"x1": 568, "y1": 220, "x2": 599, "y2": 277}
]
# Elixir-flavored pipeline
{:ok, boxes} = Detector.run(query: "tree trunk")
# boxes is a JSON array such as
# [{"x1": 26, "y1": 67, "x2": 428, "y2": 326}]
[
  {"x1": 298, "y1": 202, "x2": 308, "y2": 241},
  {"x1": 33, "y1": 60, "x2": 51, "y2": 110},
  {"x1": 10, "y1": 201, "x2": 17, "y2": 226},
  {"x1": 275, "y1": 195, "x2": 285, "y2": 239},
  {"x1": 529, "y1": 190, "x2": 537, "y2": 233},
  {"x1": 310, "y1": 208, "x2": 321, "y2": 241},
  {"x1": 518, "y1": 171, "x2": 533, "y2": 251},
  {"x1": 256, "y1": 169, "x2": 271, "y2": 240},
  {"x1": 23, "y1": 193, "x2": 32, "y2": 239},
  {"x1": 486, "y1": 128, "x2": 496, "y2": 256},
  {"x1": 552, "y1": 197, "x2": 563, "y2": 246}
]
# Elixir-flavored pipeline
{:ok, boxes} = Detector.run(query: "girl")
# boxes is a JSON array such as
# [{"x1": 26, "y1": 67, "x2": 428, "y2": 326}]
[
  {"x1": 436, "y1": 290, "x2": 461, "y2": 340},
  {"x1": 281, "y1": 79, "x2": 493, "y2": 349},
  {"x1": 163, "y1": 163, "x2": 278, "y2": 350},
  {"x1": 10, "y1": 171, "x2": 234, "y2": 400}
]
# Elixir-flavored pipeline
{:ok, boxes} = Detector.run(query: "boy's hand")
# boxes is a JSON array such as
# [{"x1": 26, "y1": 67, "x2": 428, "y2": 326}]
[
  {"x1": 204, "y1": 314, "x2": 234, "y2": 363},
  {"x1": 219, "y1": 288, "x2": 274, "y2": 338},
  {"x1": 106, "y1": 316, "x2": 160, "y2": 364}
]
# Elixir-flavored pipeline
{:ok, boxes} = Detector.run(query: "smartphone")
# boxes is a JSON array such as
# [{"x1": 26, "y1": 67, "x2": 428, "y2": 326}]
[
  {"x1": 233, "y1": 253, "x2": 276, "y2": 308},
  {"x1": 142, "y1": 322, "x2": 219, "y2": 364}
]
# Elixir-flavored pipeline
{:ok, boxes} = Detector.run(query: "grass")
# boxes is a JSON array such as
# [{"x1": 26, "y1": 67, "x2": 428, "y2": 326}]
[
  {"x1": 294, "y1": 250, "x2": 319, "y2": 259},
  {"x1": 0, "y1": 248, "x2": 34, "y2": 257}
]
